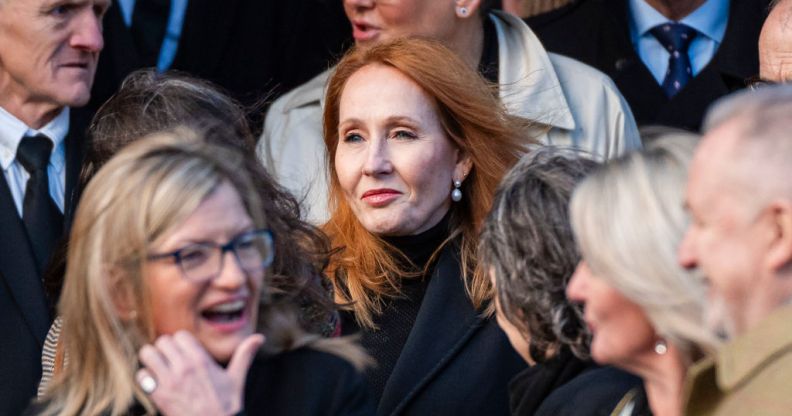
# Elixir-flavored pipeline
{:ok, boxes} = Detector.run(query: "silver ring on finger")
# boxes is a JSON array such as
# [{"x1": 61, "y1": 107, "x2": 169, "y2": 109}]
[{"x1": 139, "y1": 374, "x2": 158, "y2": 394}]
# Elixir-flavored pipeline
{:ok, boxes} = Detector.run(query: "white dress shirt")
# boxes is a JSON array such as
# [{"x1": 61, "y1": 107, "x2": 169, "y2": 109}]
[
  {"x1": 0, "y1": 107, "x2": 69, "y2": 217},
  {"x1": 629, "y1": 0, "x2": 729, "y2": 85},
  {"x1": 116, "y1": 0, "x2": 189, "y2": 71}
]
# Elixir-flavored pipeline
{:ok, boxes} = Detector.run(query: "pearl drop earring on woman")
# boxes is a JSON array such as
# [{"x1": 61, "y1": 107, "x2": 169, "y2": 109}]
[
  {"x1": 457, "y1": 6, "x2": 469, "y2": 17},
  {"x1": 451, "y1": 180, "x2": 463, "y2": 202},
  {"x1": 654, "y1": 339, "x2": 668, "y2": 355}
]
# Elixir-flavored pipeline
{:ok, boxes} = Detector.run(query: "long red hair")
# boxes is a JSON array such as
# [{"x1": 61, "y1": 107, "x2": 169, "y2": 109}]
[{"x1": 323, "y1": 38, "x2": 532, "y2": 328}]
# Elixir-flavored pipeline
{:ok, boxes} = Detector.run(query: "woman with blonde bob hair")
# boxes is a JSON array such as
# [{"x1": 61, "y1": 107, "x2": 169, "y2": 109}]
[
  {"x1": 30, "y1": 129, "x2": 372, "y2": 415},
  {"x1": 322, "y1": 37, "x2": 529, "y2": 414},
  {"x1": 566, "y1": 133, "x2": 719, "y2": 416}
]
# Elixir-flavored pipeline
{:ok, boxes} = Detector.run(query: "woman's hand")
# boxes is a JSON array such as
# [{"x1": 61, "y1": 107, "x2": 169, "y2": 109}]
[{"x1": 137, "y1": 330, "x2": 265, "y2": 416}]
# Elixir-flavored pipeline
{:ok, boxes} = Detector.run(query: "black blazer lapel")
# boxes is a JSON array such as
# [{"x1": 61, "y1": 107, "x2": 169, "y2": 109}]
[
  {"x1": 0, "y1": 179, "x2": 50, "y2": 346},
  {"x1": 377, "y1": 245, "x2": 485, "y2": 415},
  {"x1": 63, "y1": 108, "x2": 88, "y2": 230}
]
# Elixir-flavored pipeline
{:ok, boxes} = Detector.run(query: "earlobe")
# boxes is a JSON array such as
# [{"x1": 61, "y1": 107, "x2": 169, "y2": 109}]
[
  {"x1": 454, "y1": 153, "x2": 473, "y2": 182},
  {"x1": 455, "y1": 0, "x2": 482, "y2": 18},
  {"x1": 764, "y1": 201, "x2": 792, "y2": 273}
]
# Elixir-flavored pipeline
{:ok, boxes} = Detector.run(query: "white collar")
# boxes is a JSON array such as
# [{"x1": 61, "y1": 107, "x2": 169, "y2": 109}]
[
  {"x1": 0, "y1": 106, "x2": 70, "y2": 173},
  {"x1": 629, "y1": 0, "x2": 729, "y2": 43}
]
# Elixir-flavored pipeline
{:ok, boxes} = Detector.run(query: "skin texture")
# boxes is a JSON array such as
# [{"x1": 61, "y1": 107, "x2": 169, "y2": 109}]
[
  {"x1": 335, "y1": 64, "x2": 470, "y2": 237},
  {"x1": 144, "y1": 182, "x2": 264, "y2": 363},
  {"x1": 0, "y1": 0, "x2": 108, "y2": 128},
  {"x1": 567, "y1": 260, "x2": 689, "y2": 416},
  {"x1": 643, "y1": 0, "x2": 707, "y2": 20},
  {"x1": 342, "y1": 0, "x2": 485, "y2": 69},
  {"x1": 759, "y1": 0, "x2": 792, "y2": 82},
  {"x1": 490, "y1": 270, "x2": 533, "y2": 364},
  {"x1": 566, "y1": 261, "x2": 657, "y2": 368},
  {"x1": 138, "y1": 331, "x2": 263, "y2": 416},
  {"x1": 678, "y1": 121, "x2": 792, "y2": 337}
]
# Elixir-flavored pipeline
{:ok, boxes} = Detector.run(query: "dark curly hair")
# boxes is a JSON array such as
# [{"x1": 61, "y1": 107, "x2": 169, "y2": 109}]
[{"x1": 479, "y1": 147, "x2": 595, "y2": 362}]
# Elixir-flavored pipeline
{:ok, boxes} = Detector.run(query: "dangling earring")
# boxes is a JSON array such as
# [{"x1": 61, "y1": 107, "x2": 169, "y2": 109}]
[
  {"x1": 654, "y1": 339, "x2": 668, "y2": 355},
  {"x1": 451, "y1": 180, "x2": 463, "y2": 202},
  {"x1": 457, "y1": 6, "x2": 469, "y2": 17}
]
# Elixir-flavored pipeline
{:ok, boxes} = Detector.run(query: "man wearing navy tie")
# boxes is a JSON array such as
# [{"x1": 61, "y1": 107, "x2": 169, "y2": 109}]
[
  {"x1": 528, "y1": 0, "x2": 770, "y2": 130},
  {"x1": 0, "y1": 0, "x2": 109, "y2": 413}
]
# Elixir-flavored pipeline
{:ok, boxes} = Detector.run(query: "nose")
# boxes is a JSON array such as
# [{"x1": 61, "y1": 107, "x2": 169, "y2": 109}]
[
  {"x1": 677, "y1": 228, "x2": 698, "y2": 270},
  {"x1": 362, "y1": 139, "x2": 393, "y2": 177},
  {"x1": 345, "y1": 0, "x2": 375, "y2": 10},
  {"x1": 213, "y1": 250, "x2": 247, "y2": 290},
  {"x1": 70, "y1": 10, "x2": 104, "y2": 53},
  {"x1": 566, "y1": 261, "x2": 589, "y2": 303}
]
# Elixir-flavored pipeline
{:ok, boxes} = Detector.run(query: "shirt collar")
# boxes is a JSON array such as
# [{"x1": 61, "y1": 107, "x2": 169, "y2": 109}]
[
  {"x1": 629, "y1": 0, "x2": 729, "y2": 43},
  {"x1": 0, "y1": 106, "x2": 70, "y2": 173}
]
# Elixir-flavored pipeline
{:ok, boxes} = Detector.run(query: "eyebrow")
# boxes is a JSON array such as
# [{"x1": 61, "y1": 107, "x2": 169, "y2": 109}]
[{"x1": 338, "y1": 115, "x2": 421, "y2": 130}]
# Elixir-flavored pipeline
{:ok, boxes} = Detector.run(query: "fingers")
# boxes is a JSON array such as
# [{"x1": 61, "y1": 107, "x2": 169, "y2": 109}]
[{"x1": 226, "y1": 334, "x2": 265, "y2": 384}]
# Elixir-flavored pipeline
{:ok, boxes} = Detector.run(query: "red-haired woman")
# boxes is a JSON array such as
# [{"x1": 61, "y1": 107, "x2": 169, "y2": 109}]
[{"x1": 322, "y1": 37, "x2": 530, "y2": 415}]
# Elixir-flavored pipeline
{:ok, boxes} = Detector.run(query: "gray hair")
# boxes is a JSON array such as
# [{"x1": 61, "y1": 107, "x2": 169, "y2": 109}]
[
  {"x1": 702, "y1": 85, "x2": 792, "y2": 202},
  {"x1": 479, "y1": 148, "x2": 596, "y2": 362},
  {"x1": 570, "y1": 134, "x2": 719, "y2": 361}
]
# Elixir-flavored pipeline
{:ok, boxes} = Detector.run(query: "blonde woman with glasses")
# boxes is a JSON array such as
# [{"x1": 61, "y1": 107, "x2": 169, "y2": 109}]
[{"x1": 28, "y1": 129, "x2": 372, "y2": 416}]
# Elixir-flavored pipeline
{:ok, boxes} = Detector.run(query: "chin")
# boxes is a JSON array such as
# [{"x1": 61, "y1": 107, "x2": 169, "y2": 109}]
[{"x1": 203, "y1": 334, "x2": 248, "y2": 364}]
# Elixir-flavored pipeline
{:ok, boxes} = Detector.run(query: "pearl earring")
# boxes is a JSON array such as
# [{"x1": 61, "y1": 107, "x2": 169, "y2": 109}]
[
  {"x1": 457, "y1": 6, "x2": 469, "y2": 17},
  {"x1": 451, "y1": 180, "x2": 462, "y2": 202},
  {"x1": 654, "y1": 339, "x2": 668, "y2": 355}
]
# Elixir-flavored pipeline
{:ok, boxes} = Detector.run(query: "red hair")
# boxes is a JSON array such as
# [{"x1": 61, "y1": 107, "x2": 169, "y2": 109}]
[{"x1": 322, "y1": 38, "x2": 532, "y2": 328}]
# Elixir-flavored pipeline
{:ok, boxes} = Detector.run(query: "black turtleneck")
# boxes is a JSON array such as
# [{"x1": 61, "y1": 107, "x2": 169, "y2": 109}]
[{"x1": 340, "y1": 214, "x2": 451, "y2": 402}]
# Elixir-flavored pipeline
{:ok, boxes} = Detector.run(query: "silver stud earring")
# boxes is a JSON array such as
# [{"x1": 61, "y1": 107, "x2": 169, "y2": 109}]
[
  {"x1": 654, "y1": 339, "x2": 668, "y2": 355},
  {"x1": 457, "y1": 6, "x2": 469, "y2": 17},
  {"x1": 451, "y1": 180, "x2": 462, "y2": 202}
]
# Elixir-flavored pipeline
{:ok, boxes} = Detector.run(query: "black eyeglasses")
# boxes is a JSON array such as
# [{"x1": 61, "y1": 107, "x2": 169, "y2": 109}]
[{"x1": 147, "y1": 229, "x2": 274, "y2": 283}]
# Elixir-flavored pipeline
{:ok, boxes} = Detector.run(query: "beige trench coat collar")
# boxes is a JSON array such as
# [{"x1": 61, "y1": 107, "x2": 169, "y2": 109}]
[{"x1": 491, "y1": 11, "x2": 576, "y2": 131}]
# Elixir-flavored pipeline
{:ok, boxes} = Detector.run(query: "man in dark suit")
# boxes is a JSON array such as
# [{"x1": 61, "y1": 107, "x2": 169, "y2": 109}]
[
  {"x1": 90, "y1": 0, "x2": 352, "y2": 129},
  {"x1": 0, "y1": 0, "x2": 108, "y2": 413},
  {"x1": 527, "y1": 0, "x2": 770, "y2": 131}
]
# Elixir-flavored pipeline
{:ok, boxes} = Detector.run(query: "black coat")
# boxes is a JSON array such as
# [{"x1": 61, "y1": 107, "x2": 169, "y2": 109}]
[
  {"x1": 244, "y1": 348, "x2": 374, "y2": 415},
  {"x1": 0, "y1": 109, "x2": 87, "y2": 416},
  {"x1": 90, "y1": 0, "x2": 352, "y2": 126},
  {"x1": 24, "y1": 347, "x2": 375, "y2": 415},
  {"x1": 526, "y1": 0, "x2": 769, "y2": 131},
  {"x1": 346, "y1": 244, "x2": 527, "y2": 416},
  {"x1": 509, "y1": 348, "x2": 640, "y2": 416}
]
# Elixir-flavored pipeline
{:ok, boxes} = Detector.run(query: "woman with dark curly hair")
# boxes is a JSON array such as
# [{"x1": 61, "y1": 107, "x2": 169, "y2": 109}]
[{"x1": 479, "y1": 148, "x2": 639, "y2": 416}]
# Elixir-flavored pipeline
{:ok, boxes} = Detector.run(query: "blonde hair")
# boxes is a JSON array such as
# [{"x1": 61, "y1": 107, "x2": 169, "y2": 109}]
[
  {"x1": 570, "y1": 134, "x2": 718, "y2": 361},
  {"x1": 40, "y1": 129, "x2": 366, "y2": 416},
  {"x1": 322, "y1": 38, "x2": 528, "y2": 328}
]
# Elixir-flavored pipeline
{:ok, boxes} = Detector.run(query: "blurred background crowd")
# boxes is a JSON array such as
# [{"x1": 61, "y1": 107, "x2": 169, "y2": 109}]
[{"x1": 1, "y1": 0, "x2": 790, "y2": 415}]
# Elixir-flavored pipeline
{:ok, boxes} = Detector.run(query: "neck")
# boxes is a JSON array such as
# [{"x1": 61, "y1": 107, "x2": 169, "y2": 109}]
[
  {"x1": 449, "y1": 15, "x2": 486, "y2": 70},
  {"x1": 644, "y1": 0, "x2": 707, "y2": 20},
  {"x1": 633, "y1": 345, "x2": 688, "y2": 416},
  {"x1": 0, "y1": 94, "x2": 62, "y2": 129}
]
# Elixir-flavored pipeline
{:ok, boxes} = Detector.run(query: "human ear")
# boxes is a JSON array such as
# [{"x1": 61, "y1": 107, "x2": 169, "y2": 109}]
[
  {"x1": 108, "y1": 266, "x2": 139, "y2": 322},
  {"x1": 763, "y1": 200, "x2": 792, "y2": 273},
  {"x1": 454, "y1": 152, "x2": 473, "y2": 183},
  {"x1": 455, "y1": 0, "x2": 482, "y2": 18}
]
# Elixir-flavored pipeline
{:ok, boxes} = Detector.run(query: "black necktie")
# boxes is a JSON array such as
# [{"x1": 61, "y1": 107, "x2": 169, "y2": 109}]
[
  {"x1": 131, "y1": 0, "x2": 172, "y2": 68},
  {"x1": 17, "y1": 135, "x2": 63, "y2": 273},
  {"x1": 649, "y1": 23, "x2": 698, "y2": 98}
]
